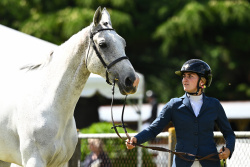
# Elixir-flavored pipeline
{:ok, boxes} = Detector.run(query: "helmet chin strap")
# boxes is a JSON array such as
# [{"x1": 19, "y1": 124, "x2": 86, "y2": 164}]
[{"x1": 187, "y1": 76, "x2": 202, "y2": 96}]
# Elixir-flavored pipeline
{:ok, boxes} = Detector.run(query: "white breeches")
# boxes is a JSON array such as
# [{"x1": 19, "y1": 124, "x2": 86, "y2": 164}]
[{"x1": 172, "y1": 155, "x2": 202, "y2": 167}]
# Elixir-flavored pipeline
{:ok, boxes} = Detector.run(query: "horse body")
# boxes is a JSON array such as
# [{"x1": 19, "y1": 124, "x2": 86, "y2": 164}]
[
  {"x1": 0, "y1": 27, "x2": 89, "y2": 167},
  {"x1": 0, "y1": 7, "x2": 139, "y2": 167}
]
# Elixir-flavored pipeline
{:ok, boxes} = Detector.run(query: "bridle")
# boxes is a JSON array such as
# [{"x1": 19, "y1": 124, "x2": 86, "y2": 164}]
[
  {"x1": 110, "y1": 80, "x2": 223, "y2": 162},
  {"x1": 86, "y1": 27, "x2": 129, "y2": 85}
]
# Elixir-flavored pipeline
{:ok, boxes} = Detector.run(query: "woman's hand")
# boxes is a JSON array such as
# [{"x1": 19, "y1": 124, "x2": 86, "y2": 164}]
[
  {"x1": 126, "y1": 137, "x2": 137, "y2": 149},
  {"x1": 219, "y1": 147, "x2": 230, "y2": 159}
]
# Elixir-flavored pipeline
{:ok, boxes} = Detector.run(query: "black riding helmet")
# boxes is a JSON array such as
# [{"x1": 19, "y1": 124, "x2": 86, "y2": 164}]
[{"x1": 175, "y1": 59, "x2": 212, "y2": 94}]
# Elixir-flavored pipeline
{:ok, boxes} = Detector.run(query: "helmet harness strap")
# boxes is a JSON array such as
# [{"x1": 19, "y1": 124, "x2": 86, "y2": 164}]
[{"x1": 187, "y1": 75, "x2": 202, "y2": 95}]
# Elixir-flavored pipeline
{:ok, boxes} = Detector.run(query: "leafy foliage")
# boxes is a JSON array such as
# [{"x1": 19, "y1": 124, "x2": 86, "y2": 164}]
[
  {"x1": 1, "y1": 0, "x2": 250, "y2": 101},
  {"x1": 80, "y1": 122, "x2": 135, "y2": 160},
  {"x1": 153, "y1": 1, "x2": 250, "y2": 100}
]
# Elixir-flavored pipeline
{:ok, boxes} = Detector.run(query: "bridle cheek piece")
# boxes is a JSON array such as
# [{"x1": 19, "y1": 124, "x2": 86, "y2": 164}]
[
  {"x1": 110, "y1": 80, "x2": 222, "y2": 162},
  {"x1": 87, "y1": 28, "x2": 129, "y2": 85}
]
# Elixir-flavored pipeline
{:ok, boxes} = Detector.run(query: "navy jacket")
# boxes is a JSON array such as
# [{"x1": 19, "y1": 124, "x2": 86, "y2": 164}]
[{"x1": 135, "y1": 93, "x2": 235, "y2": 167}]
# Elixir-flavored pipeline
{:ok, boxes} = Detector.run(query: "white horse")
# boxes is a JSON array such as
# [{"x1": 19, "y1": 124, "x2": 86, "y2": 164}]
[{"x1": 0, "y1": 7, "x2": 139, "y2": 167}]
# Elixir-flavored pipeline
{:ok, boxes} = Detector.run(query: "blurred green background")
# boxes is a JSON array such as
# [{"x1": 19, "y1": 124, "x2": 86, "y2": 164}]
[{"x1": 1, "y1": 0, "x2": 250, "y2": 102}]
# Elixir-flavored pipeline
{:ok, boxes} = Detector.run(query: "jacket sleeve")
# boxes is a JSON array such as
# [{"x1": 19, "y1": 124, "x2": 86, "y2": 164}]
[
  {"x1": 135, "y1": 99, "x2": 174, "y2": 144},
  {"x1": 215, "y1": 100, "x2": 236, "y2": 159}
]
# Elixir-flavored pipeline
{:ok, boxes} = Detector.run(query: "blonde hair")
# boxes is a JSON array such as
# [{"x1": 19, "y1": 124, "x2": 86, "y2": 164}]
[{"x1": 88, "y1": 138, "x2": 103, "y2": 150}]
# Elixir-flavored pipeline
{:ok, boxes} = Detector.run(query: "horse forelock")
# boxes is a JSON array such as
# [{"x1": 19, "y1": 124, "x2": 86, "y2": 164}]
[{"x1": 20, "y1": 51, "x2": 53, "y2": 71}]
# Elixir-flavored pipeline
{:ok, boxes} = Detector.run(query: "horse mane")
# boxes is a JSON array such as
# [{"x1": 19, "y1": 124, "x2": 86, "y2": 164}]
[
  {"x1": 20, "y1": 51, "x2": 53, "y2": 71},
  {"x1": 20, "y1": 26, "x2": 90, "y2": 72}
]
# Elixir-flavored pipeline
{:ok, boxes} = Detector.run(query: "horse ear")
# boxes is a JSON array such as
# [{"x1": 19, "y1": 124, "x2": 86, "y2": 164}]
[
  {"x1": 101, "y1": 7, "x2": 112, "y2": 27},
  {"x1": 102, "y1": 7, "x2": 111, "y2": 19},
  {"x1": 93, "y1": 6, "x2": 102, "y2": 26}
]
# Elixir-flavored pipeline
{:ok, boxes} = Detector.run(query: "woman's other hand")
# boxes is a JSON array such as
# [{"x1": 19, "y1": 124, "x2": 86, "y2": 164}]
[
  {"x1": 126, "y1": 137, "x2": 137, "y2": 149},
  {"x1": 219, "y1": 147, "x2": 230, "y2": 159}
]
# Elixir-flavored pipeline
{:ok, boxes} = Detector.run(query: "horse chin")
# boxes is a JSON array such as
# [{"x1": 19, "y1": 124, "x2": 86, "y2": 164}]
[{"x1": 118, "y1": 85, "x2": 138, "y2": 95}]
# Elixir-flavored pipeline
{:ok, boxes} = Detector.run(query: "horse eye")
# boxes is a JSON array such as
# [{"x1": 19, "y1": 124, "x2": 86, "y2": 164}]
[
  {"x1": 103, "y1": 22, "x2": 108, "y2": 26},
  {"x1": 99, "y1": 42, "x2": 107, "y2": 48}
]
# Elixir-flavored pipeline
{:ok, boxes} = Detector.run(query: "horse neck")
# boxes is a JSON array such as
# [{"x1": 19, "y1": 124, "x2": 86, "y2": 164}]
[{"x1": 47, "y1": 26, "x2": 91, "y2": 112}]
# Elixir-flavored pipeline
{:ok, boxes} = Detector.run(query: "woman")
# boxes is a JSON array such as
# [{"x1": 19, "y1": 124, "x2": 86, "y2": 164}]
[
  {"x1": 126, "y1": 59, "x2": 235, "y2": 167},
  {"x1": 82, "y1": 139, "x2": 112, "y2": 167}
]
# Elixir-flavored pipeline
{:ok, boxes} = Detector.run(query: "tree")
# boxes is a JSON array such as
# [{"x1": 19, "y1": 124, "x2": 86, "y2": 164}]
[
  {"x1": 153, "y1": 1, "x2": 250, "y2": 101},
  {"x1": 1, "y1": 0, "x2": 250, "y2": 101}
]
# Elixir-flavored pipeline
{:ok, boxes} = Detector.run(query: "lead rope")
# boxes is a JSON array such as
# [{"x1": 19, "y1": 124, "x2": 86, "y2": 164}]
[
  {"x1": 222, "y1": 146, "x2": 226, "y2": 167},
  {"x1": 110, "y1": 80, "x2": 222, "y2": 162},
  {"x1": 110, "y1": 80, "x2": 125, "y2": 139}
]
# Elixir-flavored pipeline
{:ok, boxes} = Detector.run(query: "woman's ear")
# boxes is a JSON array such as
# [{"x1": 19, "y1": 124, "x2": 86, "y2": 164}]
[
  {"x1": 200, "y1": 80, "x2": 205, "y2": 86},
  {"x1": 200, "y1": 77, "x2": 207, "y2": 88}
]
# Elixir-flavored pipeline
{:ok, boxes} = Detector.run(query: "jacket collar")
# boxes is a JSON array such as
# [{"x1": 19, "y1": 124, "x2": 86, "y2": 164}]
[
  {"x1": 199, "y1": 94, "x2": 209, "y2": 117},
  {"x1": 181, "y1": 93, "x2": 193, "y2": 113},
  {"x1": 181, "y1": 93, "x2": 209, "y2": 117}
]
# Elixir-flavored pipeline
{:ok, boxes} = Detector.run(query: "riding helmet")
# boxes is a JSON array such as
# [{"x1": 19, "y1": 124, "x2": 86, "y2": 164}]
[{"x1": 175, "y1": 59, "x2": 212, "y2": 87}]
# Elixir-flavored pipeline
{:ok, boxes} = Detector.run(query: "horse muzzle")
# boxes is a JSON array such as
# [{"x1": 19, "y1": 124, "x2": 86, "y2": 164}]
[{"x1": 118, "y1": 73, "x2": 139, "y2": 95}]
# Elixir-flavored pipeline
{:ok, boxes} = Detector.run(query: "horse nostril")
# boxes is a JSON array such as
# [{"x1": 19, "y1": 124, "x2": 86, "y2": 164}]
[{"x1": 125, "y1": 77, "x2": 133, "y2": 87}]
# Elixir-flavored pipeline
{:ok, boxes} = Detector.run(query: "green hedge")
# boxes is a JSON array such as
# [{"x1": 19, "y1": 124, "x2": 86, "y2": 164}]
[{"x1": 79, "y1": 122, "x2": 156, "y2": 166}]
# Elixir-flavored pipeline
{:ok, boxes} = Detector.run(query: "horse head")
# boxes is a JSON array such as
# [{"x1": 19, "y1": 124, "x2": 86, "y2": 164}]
[{"x1": 86, "y1": 7, "x2": 139, "y2": 95}]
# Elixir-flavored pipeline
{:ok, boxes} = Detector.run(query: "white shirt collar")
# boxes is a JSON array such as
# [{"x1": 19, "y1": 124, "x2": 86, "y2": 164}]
[{"x1": 187, "y1": 93, "x2": 203, "y2": 102}]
